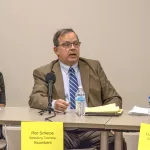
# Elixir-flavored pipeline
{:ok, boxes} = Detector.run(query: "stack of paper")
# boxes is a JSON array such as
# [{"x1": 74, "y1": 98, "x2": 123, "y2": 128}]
[
  {"x1": 128, "y1": 106, "x2": 150, "y2": 116},
  {"x1": 85, "y1": 103, "x2": 123, "y2": 116}
]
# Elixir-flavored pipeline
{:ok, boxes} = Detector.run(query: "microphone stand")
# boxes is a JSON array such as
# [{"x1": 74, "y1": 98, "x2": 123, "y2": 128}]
[{"x1": 38, "y1": 81, "x2": 56, "y2": 121}]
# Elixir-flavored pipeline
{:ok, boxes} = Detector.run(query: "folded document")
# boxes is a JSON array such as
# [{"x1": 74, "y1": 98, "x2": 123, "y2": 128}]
[
  {"x1": 85, "y1": 103, "x2": 123, "y2": 116},
  {"x1": 128, "y1": 106, "x2": 150, "y2": 116}
]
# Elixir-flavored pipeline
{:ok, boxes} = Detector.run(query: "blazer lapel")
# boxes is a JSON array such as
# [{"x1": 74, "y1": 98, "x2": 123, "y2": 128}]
[
  {"x1": 52, "y1": 62, "x2": 65, "y2": 100},
  {"x1": 79, "y1": 60, "x2": 89, "y2": 104}
]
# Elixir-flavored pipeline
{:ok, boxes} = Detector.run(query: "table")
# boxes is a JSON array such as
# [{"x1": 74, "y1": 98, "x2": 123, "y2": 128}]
[
  {"x1": 105, "y1": 110, "x2": 150, "y2": 150},
  {"x1": 0, "y1": 107, "x2": 111, "y2": 150}
]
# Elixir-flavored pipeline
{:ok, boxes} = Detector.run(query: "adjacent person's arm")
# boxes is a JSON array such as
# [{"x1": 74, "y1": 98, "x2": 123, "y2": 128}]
[
  {"x1": 97, "y1": 61, "x2": 122, "y2": 108},
  {"x1": 0, "y1": 72, "x2": 6, "y2": 107}
]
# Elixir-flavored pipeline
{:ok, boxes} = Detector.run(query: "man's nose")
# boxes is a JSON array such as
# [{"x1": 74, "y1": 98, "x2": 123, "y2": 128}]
[{"x1": 70, "y1": 43, "x2": 75, "y2": 49}]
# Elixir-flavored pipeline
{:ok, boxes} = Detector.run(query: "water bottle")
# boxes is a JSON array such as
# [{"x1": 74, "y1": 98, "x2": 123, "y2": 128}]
[
  {"x1": 75, "y1": 86, "x2": 86, "y2": 117},
  {"x1": 148, "y1": 95, "x2": 150, "y2": 113}
]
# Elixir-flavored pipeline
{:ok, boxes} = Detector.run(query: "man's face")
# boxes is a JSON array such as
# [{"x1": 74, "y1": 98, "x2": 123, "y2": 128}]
[{"x1": 54, "y1": 32, "x2": 80, "y2": 66}]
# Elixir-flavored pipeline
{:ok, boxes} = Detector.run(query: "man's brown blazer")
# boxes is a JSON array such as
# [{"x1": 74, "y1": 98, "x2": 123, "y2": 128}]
[{"x1": 29, "y1": 57, "x2": 122, "y2": 110}]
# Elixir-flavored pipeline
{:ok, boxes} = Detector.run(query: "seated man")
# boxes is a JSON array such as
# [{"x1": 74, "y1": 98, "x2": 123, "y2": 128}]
[
  {"x1": 0, "y1": 72, "x2": 7, "y2": 150},
  {"x1": 29, "y1": 28, "x2": 127, "y2": 150}
]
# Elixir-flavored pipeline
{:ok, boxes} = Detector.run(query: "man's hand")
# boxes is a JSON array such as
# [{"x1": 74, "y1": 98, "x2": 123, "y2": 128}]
[
  {"x1": 0, "y1": 104, "x2": 5, "y2": 107},
  {"x1": 55, "y1": 99, "x2": 69, "y2": 111}
]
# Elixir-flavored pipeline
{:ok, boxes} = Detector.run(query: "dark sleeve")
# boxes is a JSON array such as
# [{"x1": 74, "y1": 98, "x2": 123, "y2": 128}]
[{"x1": 0, "y1": 72, "x2": 6, "y2": 104}]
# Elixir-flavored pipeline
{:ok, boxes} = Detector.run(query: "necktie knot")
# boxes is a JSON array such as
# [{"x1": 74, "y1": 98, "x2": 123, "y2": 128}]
[{"x1": 69, "y1": 67, "x2": 75, "y2": 73}]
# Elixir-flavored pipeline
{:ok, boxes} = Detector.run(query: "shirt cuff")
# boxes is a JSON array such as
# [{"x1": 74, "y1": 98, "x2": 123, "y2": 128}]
[{"x1": 52, "y1": 100, "x2": 57, "y2": 110}]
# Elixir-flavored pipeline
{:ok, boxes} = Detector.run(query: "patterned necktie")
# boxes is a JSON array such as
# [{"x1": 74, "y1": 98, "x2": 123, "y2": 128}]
[{"x1": 69, "y1": 67, "x2": 78, "y2": 109}]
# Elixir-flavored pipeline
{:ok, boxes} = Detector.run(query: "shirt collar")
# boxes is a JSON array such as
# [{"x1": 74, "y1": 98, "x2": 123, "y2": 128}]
[{"x1": 59, "y1": 61, "x2": 78, "y2": 74}]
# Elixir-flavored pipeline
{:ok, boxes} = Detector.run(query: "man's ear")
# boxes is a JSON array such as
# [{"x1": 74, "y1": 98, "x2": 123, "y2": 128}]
[{"x1": 53, "y1": 47, "x2": 59, "y2": 55}]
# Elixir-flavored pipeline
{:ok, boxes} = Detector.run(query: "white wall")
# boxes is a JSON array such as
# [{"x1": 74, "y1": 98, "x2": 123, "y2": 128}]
[{"x1": 0, "y1": 0, "x2": 150, "y2": 109}]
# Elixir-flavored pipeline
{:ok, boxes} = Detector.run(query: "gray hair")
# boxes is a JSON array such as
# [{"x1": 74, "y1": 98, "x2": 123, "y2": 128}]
[{"x1": 53, "y1": 28, "x2": 79, "y2": 47}]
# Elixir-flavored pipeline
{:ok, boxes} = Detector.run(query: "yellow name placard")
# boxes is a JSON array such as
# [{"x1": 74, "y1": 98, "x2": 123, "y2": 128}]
[
  {"x1": 138, "y1": 123, "x2": 150, "y2": 150},
  {"x1": 21, "y1": 122, "x2": 63, "y2": 150}
]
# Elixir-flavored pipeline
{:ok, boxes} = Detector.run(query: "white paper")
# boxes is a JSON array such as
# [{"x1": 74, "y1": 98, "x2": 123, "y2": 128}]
[{"x1": 128, "y1": 106, "x2": 150, "y2": 116}]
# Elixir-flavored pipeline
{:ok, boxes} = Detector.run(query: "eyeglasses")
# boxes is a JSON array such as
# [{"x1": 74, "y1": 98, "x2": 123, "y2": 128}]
[{"x1": 58, "y1": 41, "x2": 81, "y2": 49}]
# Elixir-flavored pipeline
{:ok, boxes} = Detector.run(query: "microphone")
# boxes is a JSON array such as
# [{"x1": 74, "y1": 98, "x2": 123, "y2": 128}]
[
  {"x1": 38, "y1": 72, "x2": 56, "y2": 118},
  {"x1": 45, "y1": 72, "x2": 56, "y2": 114}
]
